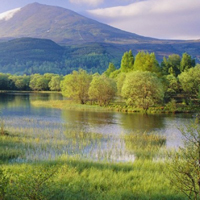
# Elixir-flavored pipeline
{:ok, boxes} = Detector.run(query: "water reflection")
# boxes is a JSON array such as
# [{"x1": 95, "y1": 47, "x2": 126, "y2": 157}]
[
  {"x1": 0, "y1": 92, "x2": 64, "y2": 109},
  {"x1": 0, "y1": 92, "x2": 63, "y2": 120},
  {"x1": 62, "y1": 110, "x2": 124, "y2": 135},
  {"x1": 120, "y1": 113, "x2": 165, "y2": 133}
]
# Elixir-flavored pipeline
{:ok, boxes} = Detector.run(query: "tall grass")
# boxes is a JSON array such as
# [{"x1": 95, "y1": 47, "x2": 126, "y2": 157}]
[
  {"x1": 1, "y1": 159, "x2": 186, "y2": 200},
  {"x1": 124, "y1": 132, "x2": 166, "y2": 160},
  {"x1": 0, "y1": 117, "x2": 186, "y2": 199}
]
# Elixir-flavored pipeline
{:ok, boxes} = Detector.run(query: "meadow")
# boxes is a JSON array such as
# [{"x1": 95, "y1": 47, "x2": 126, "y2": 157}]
[{"x1": 0, "y1": 117, "x2": 187, "y2": 200}]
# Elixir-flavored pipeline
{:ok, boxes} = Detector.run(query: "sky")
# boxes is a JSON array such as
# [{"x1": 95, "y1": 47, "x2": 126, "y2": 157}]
[{"x1": 0, "y1": 0, "x2": 200, "y2": 40}]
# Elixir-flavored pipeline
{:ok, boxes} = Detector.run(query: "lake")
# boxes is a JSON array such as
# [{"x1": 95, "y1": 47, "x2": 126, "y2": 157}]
[{"x1": 0, "y1": 92, "x2": 195, "y2": 162}]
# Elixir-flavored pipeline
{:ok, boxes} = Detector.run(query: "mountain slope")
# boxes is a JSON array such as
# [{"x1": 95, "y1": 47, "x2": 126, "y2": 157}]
[
  {"x1": 0, "y1": 37, "x2": 64, "y2": 63},
  {"x1": 0, "y1": 3, "x2": 155, "y2": 45},
  {"x1": 0, "y1": 3, "x2": 199, "y2": 75}
]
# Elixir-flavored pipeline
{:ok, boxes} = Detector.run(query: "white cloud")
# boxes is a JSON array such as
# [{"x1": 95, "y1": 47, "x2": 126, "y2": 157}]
[
  {"x1": 70, "y1": 0, "x2": 104, "y2": 7},
  {"x1": 0, "y1": 8, "x2": 21, "y2": 21},
  {"x1": 87, "y1": 0, "x2": 200, "y2": 40}
]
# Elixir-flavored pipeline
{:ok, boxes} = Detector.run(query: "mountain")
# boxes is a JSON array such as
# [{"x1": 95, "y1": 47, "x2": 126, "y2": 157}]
[
  {"x1": 0, "y1": 3, "x2": 199, "y2": 75},
  {"x1": 0, "y1": 2, "x2": 155, "y2": 45}
]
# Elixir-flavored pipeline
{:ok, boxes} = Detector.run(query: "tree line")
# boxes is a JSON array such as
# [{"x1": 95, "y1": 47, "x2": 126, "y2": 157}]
[
  {"x1": 60, "y1": 51, "x2": 199, "y2": 111},
  {"x1": 0, "y1": 73, "x2": 63, "y2": 91},
  {"x1": 0, "y1": 50, "x2": 199, "y2": 111}
]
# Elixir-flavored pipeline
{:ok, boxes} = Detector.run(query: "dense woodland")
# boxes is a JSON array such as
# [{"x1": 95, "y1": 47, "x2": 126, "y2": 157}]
[{"x1": 0, "y1": 50, "x2": 199, "y2": 111}]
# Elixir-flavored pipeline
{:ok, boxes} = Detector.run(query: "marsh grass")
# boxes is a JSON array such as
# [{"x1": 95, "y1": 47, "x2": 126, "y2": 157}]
[
  {"x1": 31, "y1": 100, "x2": 111, "y2": 112},
  {"x1": 0, "y1": 117, "x2": 187, "y2": 199},
  {"x1": 1, "y1": 117, "x2": 135, "y2": 163},
  {"x1": 1, "y1": 117, "x2": 167, "y2": 163},
  {"x1": 124, "y1": 132, "x2": 166, "y2": 160}
]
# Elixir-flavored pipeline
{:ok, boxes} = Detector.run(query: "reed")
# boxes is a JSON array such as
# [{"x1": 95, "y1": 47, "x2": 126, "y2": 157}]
[{"x1": 0, "y1": 117, "x2": 185, "y2": 199}]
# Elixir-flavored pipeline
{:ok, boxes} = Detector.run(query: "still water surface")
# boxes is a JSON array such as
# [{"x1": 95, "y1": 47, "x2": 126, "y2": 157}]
[{"x1": 0, "y1": 92, "x2": 195, "y2": 162}]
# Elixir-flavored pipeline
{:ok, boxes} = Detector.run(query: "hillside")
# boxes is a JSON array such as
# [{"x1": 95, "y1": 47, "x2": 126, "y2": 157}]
[
  {"x1": 0, "y1": 38, "x2": 122, "y2": 74},
  {"x1": 0, "y1": 3, "x2": 155, "y2": 45},
  {"x1": 0, "y1": 3, "x2": 199, "y2": 74}
]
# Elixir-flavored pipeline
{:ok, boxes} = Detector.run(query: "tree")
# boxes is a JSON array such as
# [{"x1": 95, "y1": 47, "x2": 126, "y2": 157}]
[
  {"x1": 178, "y1": 64, "x2": 200, "y2": 95},
  {"x1": 180, "y1": 53, "x2": 195, "y2": 72},
  {"x1": 0, "y1": 73, "x2": 10, "y2": 90},
  {"x1": 121, "y1": 71, "x2": 164, "y2": 111},
  {"x1": 167, "y1": 119, "x2": 200, "y2": 200},
  {"x1": 116, "y1": 72, "x2": 126, "y2": 96},
  {"x1": 43, "y1": 73, "x2": 55, "y2": 82},
  {"x1": 48, "y1": 75, "x2": 62, "y2": 91},
  {"x1": 109, "y1": 69, "x2": 121, "y2": 79},
  {"x1": 161, "y1": 54, "x2": 181, "y2": 76},
  {"x1": 164, "y1": 74, "x2": 179, "y2": 96},
  {"x1": 134, "y1": 51, "x2": 160, "y2": 74},
  {"x1": 88, "y1": 74, "x2": 117, "y2": 106},
  {"x1": 60, "y1": 69, "x2": 92, "y2": 104},
  {"x1": 9, "y1": 75, "x2": 30, "y2": 90},
  {"x1": 161, "y1": 57, "x2": 170, "y2": 75},
  {"x1": 120, "y1": 50, "x2": 134, "y2": 73},
  {"x1": 104, "y1": 63, "x2": 116, "y2": 77},
  {"x1": 29, "y1": 74, "x2": 49, "y2": 91}
]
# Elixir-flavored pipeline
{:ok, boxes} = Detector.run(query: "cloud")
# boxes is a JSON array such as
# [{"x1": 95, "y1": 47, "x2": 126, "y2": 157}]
[
  {"x1": 69, "y1": 0, "x2": 104, "y2": 7},
  {"x1": 0, "y1": 8, "x2": 21, "y2": 21},
  {"x1": 87, "y1": 0, "x2": 200, "y2": 39}
]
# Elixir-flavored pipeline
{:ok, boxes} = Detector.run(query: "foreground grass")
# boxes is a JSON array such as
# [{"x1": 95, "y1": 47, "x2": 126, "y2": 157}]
[
  {"x1": 0, "y1": 119, "x2": 185, "y2": 199},
  {"x1": 1, "y1": 159, "x2": 185, "y2": 200}
]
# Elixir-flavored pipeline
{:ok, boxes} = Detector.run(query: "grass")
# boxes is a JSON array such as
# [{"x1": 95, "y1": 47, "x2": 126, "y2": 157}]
[
  {"x1": 124, "y1": 132, "x2": 166, "y2": 160},
  {"x1": 31, "y1": 98, "x2": 200, "y2": 114},
  {"x1": 1, "y1": 159, "x2": 186, "y2": 200},
  {"x1": 31, "y1": 99, "x2": 113, "y2": 112},
  {"x1": 0, "y1": 117, "x2": 187, "y2": 199}
]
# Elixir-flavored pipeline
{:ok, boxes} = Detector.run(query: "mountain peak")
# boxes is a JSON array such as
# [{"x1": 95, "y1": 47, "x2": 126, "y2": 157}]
[{"x1": 0, "y1": 3, "x2": 153, "y2": 45}]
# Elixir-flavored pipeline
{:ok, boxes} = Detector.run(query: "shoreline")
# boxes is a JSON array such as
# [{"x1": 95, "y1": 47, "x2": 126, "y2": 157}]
[{"x1": 31, "y1": 99, "x2": 199, "y2": 115}]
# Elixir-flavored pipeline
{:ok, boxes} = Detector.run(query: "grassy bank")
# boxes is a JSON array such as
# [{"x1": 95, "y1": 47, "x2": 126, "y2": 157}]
[{"x1": 31, "y1": 99, "x2": 200, "y2": 114}]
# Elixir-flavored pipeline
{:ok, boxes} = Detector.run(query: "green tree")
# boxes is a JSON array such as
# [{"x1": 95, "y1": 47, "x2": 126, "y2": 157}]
[
  {"x1": 116, "y1": 72, "x2": 126, "y2": 96},
  {"x1": 120, "y1": 50, "x2": 134, "y2": 73},
  {"x1": 88, "y1": 74, "x2": 117, "y2": 106},
  {"x1": 164, "y1": 74, "x2": 179, "y2": 96},
  {"x1": 180, "y1": 52, "x2": 195, "y2": 72},
  {"x1": 9, "y1": 75, "x2": 30, "y2": 90},
  {"x1": 167, "y1": 119, "x2": 200, "y2": 200},
  {"x1": 161, "y1": 57, "x2": 170, "y2": 75},
  {"x1": 61, "y1": 69, "x2": 92, "y2": 104},
  {"x1": 0, "y1": 73, "x2": 10, "y2": 90},
  {"x1": 43, "y1": 73, "x2": 55, "y2": 82},
  {"x1": 109, "y1": 69, "x2": 121, "y2": 79},
  {"x1": 178, "y1": 64, "x2": 200, "y2": 95},
  {"x1": 161, "y1": 54, "x2": 181, "y2": 76},
  {"x1": 134, "y1": 51, "x2": 160, "y2": 73},
  {"x1": 29, "y1": 74, "x2": 49, "y2": 91},
  {"x1": 122, "y1": 71, "x2": 164, "y2": 111},
  {"x1": 48, "y1": 75, "x2": 62, "y2": 91},
  {"x1": 104, "y1": 63, "x2": 116, "y2": 77}
]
